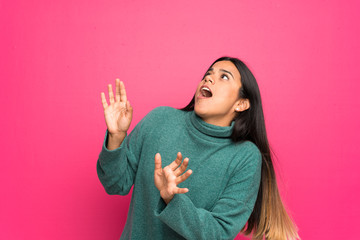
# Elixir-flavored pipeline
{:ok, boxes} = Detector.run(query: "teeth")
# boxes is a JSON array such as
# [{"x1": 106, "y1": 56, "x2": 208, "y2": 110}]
[
  {"x1": 200, "y1": 86, "x2": 212, "y2": 97},
  {"x1": 201, "y1": 87, "x2": 211, "y2": 92}
]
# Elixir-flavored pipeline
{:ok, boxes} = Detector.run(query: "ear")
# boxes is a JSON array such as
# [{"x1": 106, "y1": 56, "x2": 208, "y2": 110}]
[{"x1": 234, "y1": 99, "x2": 250, "y2": 112}]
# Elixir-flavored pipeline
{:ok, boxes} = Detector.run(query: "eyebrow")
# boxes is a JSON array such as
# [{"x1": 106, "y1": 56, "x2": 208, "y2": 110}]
[{"x1": 207, "y1": 67, "x2": 234, "y2": 79}]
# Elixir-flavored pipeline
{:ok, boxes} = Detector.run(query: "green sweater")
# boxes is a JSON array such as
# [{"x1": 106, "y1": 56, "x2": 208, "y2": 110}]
[{"x1": 97, "y1": 106, "x2": 262, "y2": 240}]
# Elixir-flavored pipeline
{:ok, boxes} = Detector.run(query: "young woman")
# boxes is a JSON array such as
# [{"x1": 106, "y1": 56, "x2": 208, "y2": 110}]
[{"x1": 97, "y1": 57, "x2": 300, "y2": 239}]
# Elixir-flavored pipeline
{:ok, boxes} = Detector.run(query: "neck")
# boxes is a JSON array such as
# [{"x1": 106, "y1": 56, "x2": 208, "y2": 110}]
[
  {"x1": 189, "y1": 111, "x2": 235, "y2": 139},
  {"x1": 200, "y1": 115, "x2": 233, "y2": 127}
]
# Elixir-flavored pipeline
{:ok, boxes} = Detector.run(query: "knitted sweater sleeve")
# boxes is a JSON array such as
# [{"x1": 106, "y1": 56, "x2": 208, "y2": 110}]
[
  {"x1": 154, "y1": 146, "x2": 262, "y2": 240},
  {"x1": 96, "y1": 115, "x2": 148, "y2": 196}
]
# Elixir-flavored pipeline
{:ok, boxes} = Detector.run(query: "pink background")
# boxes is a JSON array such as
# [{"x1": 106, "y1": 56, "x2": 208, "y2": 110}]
[{"x1": 1, "y1": 0, "x2": 359, "y2": 239}]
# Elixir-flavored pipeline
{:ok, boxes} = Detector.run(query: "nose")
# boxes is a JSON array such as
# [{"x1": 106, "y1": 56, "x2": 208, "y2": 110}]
[{"x1": 204, "y1": 76, "x2": 214, "y2": 84}]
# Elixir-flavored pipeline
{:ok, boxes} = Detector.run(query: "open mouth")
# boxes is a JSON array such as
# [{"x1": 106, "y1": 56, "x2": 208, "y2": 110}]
[{"x1": 200, "y1": 86, "x2": 213, "y2": 98}]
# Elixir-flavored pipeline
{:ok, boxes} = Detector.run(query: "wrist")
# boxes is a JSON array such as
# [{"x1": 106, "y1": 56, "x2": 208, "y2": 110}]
[
  {"x1": 108, "y1": 131, "x2": 126, "y2": 140},
  {"x1": 106, "y1": 131, "x2": 126, "y2": 150},
  {"x1": 161, "y1": 194, "x2": 174, "y2": 205}
]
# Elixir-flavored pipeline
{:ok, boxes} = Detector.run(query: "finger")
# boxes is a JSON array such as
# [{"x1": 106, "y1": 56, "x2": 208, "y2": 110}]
[
  {"x1": 174, "y1": 187, "x2": 189, "y2": 194},
  {"x1": 120, "y1": 81, "x2": 127, "y2": 103},
  {"x1": 115, "y1": 78, "x2": 121, "y2": 102},
  {"x1": 154, "y1": 153, "x2": 162, "y2": 171},
  {"x1": 176, "y1": 169, "x2": 193, "y2": 185},
  {"x1": 174, "y1": 157, "x2": 189, "y2": 177},
  {"x1": 101, "y1": 92, "x2": 108, "y2": 109},
  {"x1": 108, "y1": 84, "x2": 115, "y2": 104},
  {"x1": 126, "y1": 100, "x2": 133, "y2": 118},
  {"x1": 168, "y1": 152, "x2": 182, "y2": 171}
]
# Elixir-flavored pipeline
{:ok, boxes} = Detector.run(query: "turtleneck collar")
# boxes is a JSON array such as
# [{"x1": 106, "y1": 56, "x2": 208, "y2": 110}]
[{"x1": 189, "y1": 111, "x2": 234, "y2": 138}]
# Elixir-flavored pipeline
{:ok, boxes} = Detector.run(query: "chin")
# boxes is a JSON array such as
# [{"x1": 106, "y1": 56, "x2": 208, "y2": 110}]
[{"x1": 194, "y1": 105, "x2": 209, "y2": 118}]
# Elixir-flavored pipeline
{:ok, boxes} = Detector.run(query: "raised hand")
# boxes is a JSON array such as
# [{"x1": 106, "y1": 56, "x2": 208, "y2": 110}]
[
  {"x1": 154, "y1": 152, "x2": 193, "y2": 204},
  {"x1": 101, "y1": 79, "x2": 133, "y2": 136}
]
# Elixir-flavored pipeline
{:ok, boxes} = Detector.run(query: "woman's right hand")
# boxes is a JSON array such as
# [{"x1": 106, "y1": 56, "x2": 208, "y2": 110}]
[{"x1": 101, "y1": 79, "x2": 133, "y2": 137}]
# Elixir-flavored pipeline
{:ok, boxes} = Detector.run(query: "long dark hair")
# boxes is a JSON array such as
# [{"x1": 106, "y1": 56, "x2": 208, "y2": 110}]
[{"x1": 181, "y1": 57, "x2": 300, "y2": 240}]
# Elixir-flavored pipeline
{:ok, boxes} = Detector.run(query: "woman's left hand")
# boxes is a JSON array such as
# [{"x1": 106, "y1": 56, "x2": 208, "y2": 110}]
[{"x1": 154, "y1": 152, "x2": 193, "y2": 204}]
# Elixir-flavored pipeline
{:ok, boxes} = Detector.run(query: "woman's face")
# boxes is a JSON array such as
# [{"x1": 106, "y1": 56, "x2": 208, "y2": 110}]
[{"x1": 194, "y1": 60, "x2": 247, "y2": 126}]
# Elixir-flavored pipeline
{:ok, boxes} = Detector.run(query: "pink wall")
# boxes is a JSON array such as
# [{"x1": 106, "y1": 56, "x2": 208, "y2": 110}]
[{"x1": 1, "y1": 0, "x2": 359, "y2": 239}]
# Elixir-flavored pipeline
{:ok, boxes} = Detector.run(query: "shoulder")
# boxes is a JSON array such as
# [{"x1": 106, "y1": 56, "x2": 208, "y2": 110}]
[
  {"x1": 234, "y1": 140, "x2": 262, "y2": 170},
  {"x1": 140, "y1": 106, "x2": 186, "y2": 127},
  {"x1": 144, "y1": 106, "x2": 186, "y2": 121},
  {"x1": 149, "y1": 106, "x2": 184, "y2": 115},
  {"x1": 239, "y1": 141, "x2": 261, "y2": 160}
]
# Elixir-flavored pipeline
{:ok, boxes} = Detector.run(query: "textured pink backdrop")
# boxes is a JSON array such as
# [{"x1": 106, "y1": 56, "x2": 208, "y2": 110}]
[{"x1": 1, "y1": 0, "x2": 359, "y2": 239}]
